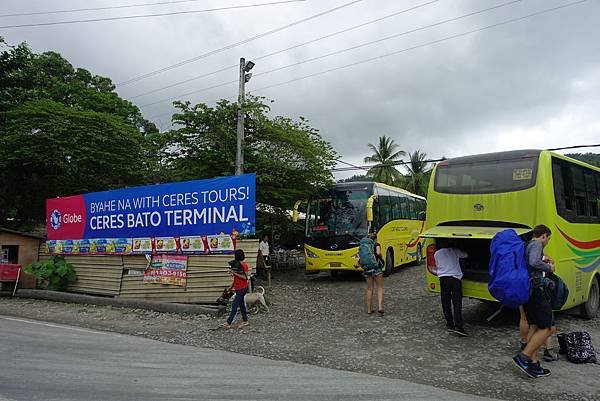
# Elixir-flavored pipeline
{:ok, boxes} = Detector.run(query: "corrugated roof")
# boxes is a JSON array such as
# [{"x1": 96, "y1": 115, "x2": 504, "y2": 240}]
[{"x1": 0, "y1": 227, "x2": 44, "y2": 240}]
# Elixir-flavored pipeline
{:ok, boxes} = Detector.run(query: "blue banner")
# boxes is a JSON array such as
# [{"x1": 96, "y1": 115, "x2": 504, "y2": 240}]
[{"x1": 47, "y1": 174, "x2": 256, "y2": 240}]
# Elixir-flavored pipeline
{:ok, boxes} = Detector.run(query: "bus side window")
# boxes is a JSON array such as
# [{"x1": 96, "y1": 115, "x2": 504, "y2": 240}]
[
  {"x1": 399, "y1": 196, "x2": 409, "y2": 219},
  {"x1": 408, "y1": 198, "x2": 417, "y2": 220},
  {"x1": 391, "y1": 193, "x2": 401, "y2": 220},
  {"x1": 417, "y1": 199, "x2": 427, "y2": 220},
  {"x1": 372, "y1": 198, "x2": 381, "y2": 231},
  {"x1": 573, "y1": 166, "x2": 587, "y2": 217},
  {"x1": 377, "y1": 188, "x2": 392, "y2": 227},
  {"x1": 585, "y1": 171, "x2": 599, "y2": 219}
]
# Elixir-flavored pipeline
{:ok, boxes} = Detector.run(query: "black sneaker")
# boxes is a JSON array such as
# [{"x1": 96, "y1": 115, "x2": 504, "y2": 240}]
[
  {"x1": 453, "y1": 327, "x2": 468, "y2": 337},
  {"x1": 529, "y1": 362, "x2": 551, "y2": 378},
  {"x1": 446, "y1": 325, "x2": 455, "y2": 333},
  {"x1": 512, "y1": 353, "x2": 536, "y2": 378},
  {"x1": 542, "y1": 348, "x2": 558, "y2": 362}
]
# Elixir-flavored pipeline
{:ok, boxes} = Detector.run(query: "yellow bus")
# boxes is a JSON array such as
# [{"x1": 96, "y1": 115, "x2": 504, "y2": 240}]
[
  {"x1": 421, "y1": 149, "x2": 600, "y2": 318},
  {"x1": 294, "y1": 182, "x2": 426, "y2": 277}
]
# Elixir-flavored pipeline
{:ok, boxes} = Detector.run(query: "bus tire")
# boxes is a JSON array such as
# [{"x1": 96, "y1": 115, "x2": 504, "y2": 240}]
[
  {"x1": 581, "y1": 276, "x2": 599, "y2": 319},
  {"x1": 383, "y1": 250, "x2": 394, "y2": 277}
]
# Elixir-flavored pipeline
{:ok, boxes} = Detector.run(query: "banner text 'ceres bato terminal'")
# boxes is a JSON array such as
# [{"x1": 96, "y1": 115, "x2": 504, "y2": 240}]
[{"x1": 46, "y1": 174, "x2": 256, "y2": 241}]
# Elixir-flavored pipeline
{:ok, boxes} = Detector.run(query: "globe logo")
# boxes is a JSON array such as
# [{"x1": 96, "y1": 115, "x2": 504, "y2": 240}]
[{"x1": 50, "y1": 209, "x2": 61, "y2": 230}]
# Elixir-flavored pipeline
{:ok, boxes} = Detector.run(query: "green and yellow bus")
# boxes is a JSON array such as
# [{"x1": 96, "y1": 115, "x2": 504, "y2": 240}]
[
  {"x1": 421, "y1": 149, "x2": 600, "y2": 318},
  {"x1": 294, "y1": 182, "x2": 426, "y2": 277}
]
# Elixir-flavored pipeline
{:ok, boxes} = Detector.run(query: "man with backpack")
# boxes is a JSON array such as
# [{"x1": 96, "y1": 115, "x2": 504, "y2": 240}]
[{"x1": 513, "y1": 225, "x2": 555, "y2": 378}]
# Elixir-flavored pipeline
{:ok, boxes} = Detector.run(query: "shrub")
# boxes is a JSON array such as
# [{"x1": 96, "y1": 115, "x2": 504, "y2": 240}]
[{"x1": 25, "y1": 255, "x2": 77, "y2": 291}]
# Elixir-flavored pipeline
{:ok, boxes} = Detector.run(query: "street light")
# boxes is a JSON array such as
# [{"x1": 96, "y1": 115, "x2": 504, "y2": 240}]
[{"x1": 235, "y1": 57, "x2": 255, "y2": 176}]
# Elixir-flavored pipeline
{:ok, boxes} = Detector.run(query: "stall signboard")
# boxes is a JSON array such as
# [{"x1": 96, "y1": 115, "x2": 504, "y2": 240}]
[
  {"x1": 44, "y1": 174, "x2": 255, "y2": 255},
  {"x1": 143, "y1": 254, "x2": 188, "y2": 286}
]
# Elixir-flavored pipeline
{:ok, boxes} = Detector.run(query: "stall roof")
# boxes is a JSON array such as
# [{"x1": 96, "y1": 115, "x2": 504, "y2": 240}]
[{"x1": 0, "y1": 227, "x2": 44, "y2": 240}]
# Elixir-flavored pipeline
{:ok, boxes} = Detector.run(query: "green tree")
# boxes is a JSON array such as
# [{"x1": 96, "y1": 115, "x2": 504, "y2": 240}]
[
  {"x1": 566, "y1": 153, "x2": 600, "y2": 168},
  {"x1": 363, "y1": 135, "x2": 405, "y2": 185},
  {"x1": 0, "y1": 37, "x2": 157, "y2": 135},
  {"x1": 338, "y1": 174, "x2": 372, "y2": 183},
  {"x1": 403, "y1": 150, "x2": 432, "y2": 197},
  {"x1": 166, "y1": 96, "x2": 337, "y2": 218},
  {"x1": 0, "y1": 99, "x2": 147, "y2": 228}
]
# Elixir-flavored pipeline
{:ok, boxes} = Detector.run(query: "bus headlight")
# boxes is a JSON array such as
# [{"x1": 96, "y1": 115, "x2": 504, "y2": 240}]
[
  {"x1": 305, "y1": 249, "x2": 318, "y2": 258},
  {"x1": 351, "y1": 253, "x2": 360, "y2": 259}
]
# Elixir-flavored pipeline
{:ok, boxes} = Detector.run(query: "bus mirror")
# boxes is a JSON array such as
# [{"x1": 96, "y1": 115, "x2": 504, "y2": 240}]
[
  {"x1": 293, "y1": 200, "x2": 302, "y2": 222},
  {"x1": 366, "y1": 195, "x2": 378, "y2": 222}
]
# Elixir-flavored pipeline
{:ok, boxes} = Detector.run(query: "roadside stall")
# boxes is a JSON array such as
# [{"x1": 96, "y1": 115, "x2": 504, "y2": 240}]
[
  {"x1": 40, "y1": 174, "x2": 258, "y2": 303},
  {"x1": 0, "y1": 227, "x2": 41, "y2": 290}
]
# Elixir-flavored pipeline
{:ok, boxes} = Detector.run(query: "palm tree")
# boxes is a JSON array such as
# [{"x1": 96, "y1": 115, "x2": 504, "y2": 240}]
[
  {"x1": 403, "y1": 150, "x2": 432, "y2": 196},
  {"x1": 363, "y1": 136, "x2": 405, "y2": 185}
]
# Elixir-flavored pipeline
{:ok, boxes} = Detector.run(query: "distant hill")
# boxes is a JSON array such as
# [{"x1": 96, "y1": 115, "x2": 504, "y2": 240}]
[{"x1": 565, "y1": 153, "x2": 600, "y2": 168}]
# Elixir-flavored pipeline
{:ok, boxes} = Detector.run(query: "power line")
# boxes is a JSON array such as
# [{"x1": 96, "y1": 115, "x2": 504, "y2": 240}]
[
  {"x1": 126, "y1": 0, "x2": 440, "y2": 100},
  {"x1": 117, "y1": 0, "x2": 364, "y2": 87},
  {"x1": 137, "y1": 0, "x2": 523, "y2": 108},
  {"x1": 0, "y1": 0, "x2": 229, "y2": 18},
  {"x1": 549, "y1": 144, "x2": 600, "y2": 151},
  {"x1": 249, "y1": 0, "x2": 587, "y2": 95},
  {"x1": 336, "y1": 159, "x2": 370, "y2": 172},
  {"x1": 0, "y1": 0, "x2": 306, "y2": 29}
]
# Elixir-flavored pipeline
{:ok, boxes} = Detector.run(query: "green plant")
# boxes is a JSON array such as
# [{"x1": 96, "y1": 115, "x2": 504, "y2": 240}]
[{"x1": 25, "y1": 255, "x2": 77, "y2": 291}]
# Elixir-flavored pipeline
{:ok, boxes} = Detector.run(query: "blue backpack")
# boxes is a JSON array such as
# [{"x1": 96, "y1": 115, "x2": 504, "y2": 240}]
[
  {"x1": 358, "y1": 237, "x2": 378, "y2": 271},
  {"x1": 488, "y1": 229, "x2": 530, "y2": 309}
]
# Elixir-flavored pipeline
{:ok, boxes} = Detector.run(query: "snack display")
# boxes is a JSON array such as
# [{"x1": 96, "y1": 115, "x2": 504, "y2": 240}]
[
  {"x1": 206, "y1": 235, "x2": 235, "y2": 253},
  {"x1": 180, "y1": 236, "x2": 205, "y2": 253},
  {"x1": 154, "y1": 237, "x2": 177, "y2": 253},
  {"x1": 132, "y1": 238, "x2": 152, "y2": 253}
]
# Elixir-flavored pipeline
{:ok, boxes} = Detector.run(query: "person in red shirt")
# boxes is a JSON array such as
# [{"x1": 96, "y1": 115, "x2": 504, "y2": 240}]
[{"x1": 223, "y1": 249, "x2": 249, "y2": 328}]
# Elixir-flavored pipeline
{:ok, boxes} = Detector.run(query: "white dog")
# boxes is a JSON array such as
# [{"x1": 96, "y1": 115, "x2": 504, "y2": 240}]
[{"x1": 243, "y1": 286, "x2": 269, "y2": 314}]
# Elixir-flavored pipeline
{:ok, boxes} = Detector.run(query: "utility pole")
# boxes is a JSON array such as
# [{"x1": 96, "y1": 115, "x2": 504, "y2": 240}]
[{"x1": 235, "y1": 57, "x2": 254, "y2": 176}]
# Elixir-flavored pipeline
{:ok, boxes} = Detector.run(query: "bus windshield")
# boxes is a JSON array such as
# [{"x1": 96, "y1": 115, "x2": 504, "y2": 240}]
[
  {"x1": 307, "y1": 189, "x2": 369, "y2": 237},
  {"x1": 434, "y1": 156, "x2": 538, "y2": 194}
]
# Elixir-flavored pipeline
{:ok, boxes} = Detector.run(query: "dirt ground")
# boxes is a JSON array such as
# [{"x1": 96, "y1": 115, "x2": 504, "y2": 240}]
[{"x1": 1, "y1": 263, "x2": 599, "y2": 401}]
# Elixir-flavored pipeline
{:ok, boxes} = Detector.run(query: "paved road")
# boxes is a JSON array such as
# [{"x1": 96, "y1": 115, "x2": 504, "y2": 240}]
[{"x1": 0, "y1": 315, "x2": 499, "y2": 401}]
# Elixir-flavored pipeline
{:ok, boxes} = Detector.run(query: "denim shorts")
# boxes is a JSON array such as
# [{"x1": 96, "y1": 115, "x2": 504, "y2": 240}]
[{"x1": 363, "y1": 268, "x2": 383, "y2": 278}]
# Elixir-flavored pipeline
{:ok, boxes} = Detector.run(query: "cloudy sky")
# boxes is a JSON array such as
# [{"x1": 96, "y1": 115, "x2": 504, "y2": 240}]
[{"x1": 2, "y1": 0, "x2": 599, "y2": 179}]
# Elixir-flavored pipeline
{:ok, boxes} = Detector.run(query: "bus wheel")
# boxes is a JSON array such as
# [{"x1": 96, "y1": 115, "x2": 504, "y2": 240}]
[
  {"x1": 383, "y1": 250, "x2": 394, "y2": 277},
  {"x1": 581, "y1": 277, "x2": 599, "y2": 319}
]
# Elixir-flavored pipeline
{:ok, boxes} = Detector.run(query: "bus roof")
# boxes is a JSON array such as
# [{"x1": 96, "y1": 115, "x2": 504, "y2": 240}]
[
  {"x1": 332, "y1": 181, "x2": 426, "y2": 201},
  {"x1": 438, "y1": 149, "x2": 599, "y2": 172},
  {"x1": 440, "y1": 149, "x2": 542, "y2": 166}
]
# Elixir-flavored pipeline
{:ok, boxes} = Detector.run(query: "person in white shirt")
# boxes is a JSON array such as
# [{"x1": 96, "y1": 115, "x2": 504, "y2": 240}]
[
  {"x1": 431, "y1": 241, "x2": 469, "y2": 336},
  {"x1": 258, "y1": 235, "x2": 271, "y2": 276}
]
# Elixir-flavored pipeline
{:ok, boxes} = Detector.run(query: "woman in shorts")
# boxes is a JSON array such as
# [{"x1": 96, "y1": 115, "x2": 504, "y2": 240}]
[{"x1": 365, "y1": 233, "x2": 385, "y2": 316}]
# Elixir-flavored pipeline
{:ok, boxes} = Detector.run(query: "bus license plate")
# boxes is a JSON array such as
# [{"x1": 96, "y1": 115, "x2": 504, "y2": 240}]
[{"x1": 330, "y1": 262, "x2": 341, "y2": 267}]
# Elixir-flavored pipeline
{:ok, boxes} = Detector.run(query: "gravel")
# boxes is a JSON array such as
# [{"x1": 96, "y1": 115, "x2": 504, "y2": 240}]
[{"x1": 1, "y1": 263, "x2": 599, "y2": 401}]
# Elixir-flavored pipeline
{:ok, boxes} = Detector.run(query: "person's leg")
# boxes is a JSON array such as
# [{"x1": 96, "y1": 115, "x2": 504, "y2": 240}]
[
  {"x1": 519, "y1": 305, "x2": 529, "y2": 349},
  {"x1": 375, "y1": 274, "x2": 384, "y2": 312},
  {"x1": 542, "y1": 326, "x2": 558, "y2": 361},
  {"x1": 439, "y1": 277, "x2": 454, "y2": 329},
  {"x1": 523, "y1": 327, "x2": 552, "y2": 361},
  {"x1": 366, "y1": 276, "x2": 374, "y2": 314},
  {"x1": 227, "y1": 291, "x2": 242, "y2": 325},
  {"x1": 238, "y1": 287, "x2": 249, "y2": 323},
  {"x1": 451, "y1": 278, "x2": 464, "y2": 330}
]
